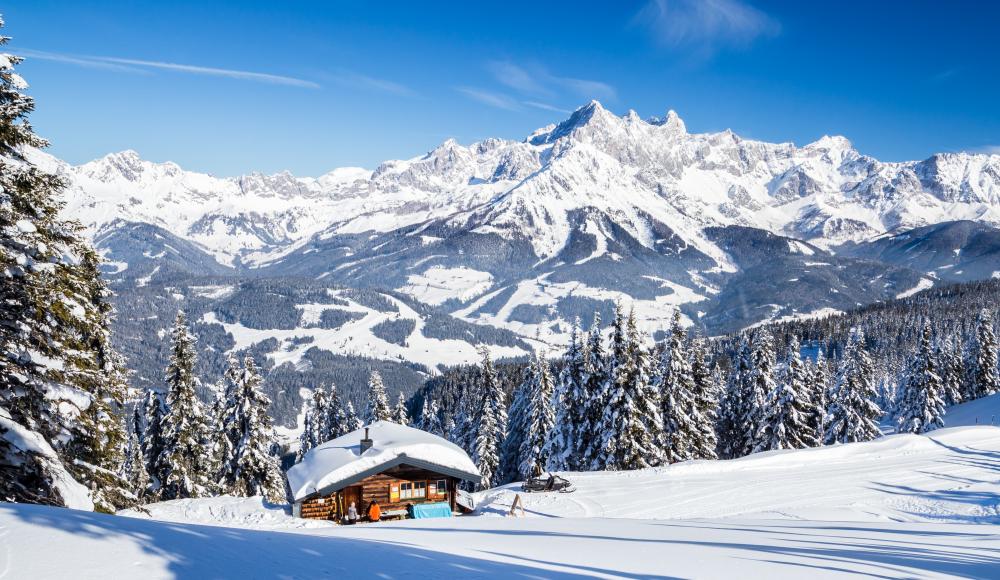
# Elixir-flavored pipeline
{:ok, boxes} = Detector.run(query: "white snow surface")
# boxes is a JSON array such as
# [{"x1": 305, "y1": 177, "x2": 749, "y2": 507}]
[
  {"x1": 201, "y1": 289, "x2": 528, "y2": 370},
  {"x1": 474, "y1": 426, "x2": 1000, "y2": 524},
  {"x1": 895, "y1": 277, "x2": 935, "y2": 299},
  {"x1": 287, "y1": 420, "x2": 480, "y2": 501},
  {"x1": 4, "y1": 425, "x2": 1000, "y2": 578},
  {"x1": 119, "y1": 496, "x2": 333, "y2": 530},
  {"x1": 398, "y1": 266, "x2": 494, "y2": 305}
]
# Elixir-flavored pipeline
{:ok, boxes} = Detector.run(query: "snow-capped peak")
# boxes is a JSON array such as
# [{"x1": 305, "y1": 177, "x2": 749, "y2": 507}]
[
  {"x1": 649, "y1": 109, "x2": 686, "y2": 135},
  {"x1": 806, "y1": 135, "x2": 853, "y2": 152},
  {"x1": 51, "y1": 101, "x2": 1000, "y2": 270}
]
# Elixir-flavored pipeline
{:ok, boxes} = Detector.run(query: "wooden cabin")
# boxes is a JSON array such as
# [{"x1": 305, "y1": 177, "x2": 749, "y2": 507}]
[{"x1": 287, "y1": 421, "x2": 481, "y2": 522}]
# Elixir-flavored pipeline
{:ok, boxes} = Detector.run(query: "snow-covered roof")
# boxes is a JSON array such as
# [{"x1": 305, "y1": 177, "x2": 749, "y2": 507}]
[{"x1": 286, "y1": 421, "x2": 481, "y2": 502}]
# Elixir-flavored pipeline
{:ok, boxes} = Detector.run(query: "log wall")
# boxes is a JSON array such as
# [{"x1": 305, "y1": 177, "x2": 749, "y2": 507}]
[{"x1": 298, "y1": 464, "x2": 458, "y2": 521}]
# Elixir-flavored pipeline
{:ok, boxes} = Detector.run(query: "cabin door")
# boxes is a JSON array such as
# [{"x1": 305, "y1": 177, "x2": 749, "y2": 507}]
[{"x1": 344, "y1": 486, "x2": 362, "y2": 515}]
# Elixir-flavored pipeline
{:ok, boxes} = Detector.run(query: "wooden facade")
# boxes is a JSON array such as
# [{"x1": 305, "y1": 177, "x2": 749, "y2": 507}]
[{"x1": 299, "y1": 464, "x2": 460, "y2": 522}]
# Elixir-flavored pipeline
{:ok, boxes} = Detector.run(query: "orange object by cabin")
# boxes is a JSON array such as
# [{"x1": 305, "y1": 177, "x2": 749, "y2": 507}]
[{"x1": 368, "y1": 503, "x2": 381, "y2": 521}]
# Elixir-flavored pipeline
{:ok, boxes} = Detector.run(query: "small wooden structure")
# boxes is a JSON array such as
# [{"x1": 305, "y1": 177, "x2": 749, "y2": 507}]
[{"x1": 287, "y1": 421, "x2": 481, "y2": 522}]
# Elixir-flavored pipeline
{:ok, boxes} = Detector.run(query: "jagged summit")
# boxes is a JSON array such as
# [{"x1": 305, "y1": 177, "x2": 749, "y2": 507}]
[{"x1": 48, "y1": 101, "x2": 1000, "y2": 273}]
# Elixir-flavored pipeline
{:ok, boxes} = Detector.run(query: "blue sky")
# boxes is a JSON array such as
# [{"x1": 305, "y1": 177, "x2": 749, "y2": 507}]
[{"x1": 7, "y1": 1, "x2": 1000, "y2": 175}]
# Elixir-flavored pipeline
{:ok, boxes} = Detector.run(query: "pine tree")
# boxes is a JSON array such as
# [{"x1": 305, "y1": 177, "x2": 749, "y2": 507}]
[
  {"x1": 654, "y1": 310, "x2": 698, "y2": 463},
  {"x1": 967, "y1": 309, "x2": 999, "y2": 401},
  {"x1": 121, "y1": 427, "x2": 149, "y2": 501},
  {"x1": 296, "y1": 385, "x2": 331, "y2": 462},
  {"x1": 547, "y1": 319, "x2": 587, "y2": 471},
  {"x1": 689, "y1": 337, "x2": 719, "y2": 460},
  {"x1": 157, "y1": 312, "x2": 210, "y2": 500},
  {"x1": 323, "y1": 383, "x2": 353, "y2": 439},
  {"x1": 896, "y1": 321, "x2": 946, "y2": 434},
  {"x1": 392, "y1": 392, "x2": 410, "y2": 425},
  {"x1": 418, "y1": 398, "x2": 444, "y2": 436},
  {"x1": 755, "y1": 336, "x2": 819, "y2": 452},
  {"x1": 219, "y1": 356, "x2": 284, "y2": 502},
  {"x1": 519, "y1": 353, "x2": 555, "y2": 478},
  {"x1": 0, "y1": 19, "x2": 131, "y2": 509},
  {"x1": 579, "y1": 314, "x2": 607, "y2": 470},
  {"x1": 342, "y1": 401, "x2": 363, "y2": 433},
  {"x1": 805, "y1": 349, "x2": 830, "y2": 444},
  {"x1": 473, "y1": 348, "x2": 506, "y2": 489},
  {"x1": 745, "y1": 329, "x2": 777, "y2": 453},
  {"x1": 717, "y1": 335, "x2": 752, "y2": 459},
  {"x1": 141, "y1": 389, "x2": 166, "y2": 493},
  {"x1": 825, "y1": 329, "x2": 883, "y2": 444},
  {"x1": 936, "y1": 337, "x2": 964, "y2": 407},
  {"x1": 364, "y1": 371, "x2": 392, "y2": 423},
  {"x1": 595, "y1": 306, "x2": 663, "y2": 470},
  {"x1": 501, "y1": 373, "x2": 530, "y2": 483}
]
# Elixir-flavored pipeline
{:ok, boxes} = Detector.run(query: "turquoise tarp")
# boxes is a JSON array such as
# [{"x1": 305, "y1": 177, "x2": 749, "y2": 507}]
[{"x1": 410, "y1": 502, "x2": 452, "y2": 519}]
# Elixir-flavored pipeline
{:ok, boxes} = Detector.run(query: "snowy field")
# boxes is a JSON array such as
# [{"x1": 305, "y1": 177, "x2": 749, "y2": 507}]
[{"x1": 3, "y1": 396, "x2": 1000, "y2": 579}]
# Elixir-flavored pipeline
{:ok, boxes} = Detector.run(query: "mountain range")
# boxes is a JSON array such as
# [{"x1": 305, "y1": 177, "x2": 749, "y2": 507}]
[{"x1": 32, "y1": 100, "x2": 1000, "y2": 413}]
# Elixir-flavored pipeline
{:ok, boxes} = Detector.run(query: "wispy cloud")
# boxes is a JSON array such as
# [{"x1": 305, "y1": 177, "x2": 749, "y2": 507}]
[
  {"x1": 634, "y1": 0, "x2": 779, "y2": 52},
  {"x1": 488, "y1": 60, "x2": 616, "y2": 102},
  {"x1": 524, "y1": 101, "x2": 571, "y2": 114},
  {"x1": 930, "y1": 68, "x2": 959, "y2": 83},
  {"x1": 968, "y1": 145, "x2": 1000, "y2": 156},
  {"x1": 17, "y1": 48, "x2": 320, "y2": 88},
  {"x1": 326, "y1": 69, "x2": 416, "y2": 97},
  {"x1": 455, "y1": 87, "x2": 521, "y2": 111}
]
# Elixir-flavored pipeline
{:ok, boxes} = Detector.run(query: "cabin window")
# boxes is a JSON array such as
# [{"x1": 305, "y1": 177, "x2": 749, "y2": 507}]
[
  {"x1": 399, "y1": 482, "x2": 413, "y2": 499},
  {"x1": 413, "y1": 481, "x2": 426, "y2": 498},
  {"x1": 432, "y1": 479, "x2": 447, "y2": 496}
]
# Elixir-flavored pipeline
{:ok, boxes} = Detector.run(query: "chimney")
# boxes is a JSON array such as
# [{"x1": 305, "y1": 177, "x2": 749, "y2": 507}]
[{"x1": 360, "y1": 427, "x2": 373, "y2": 454}]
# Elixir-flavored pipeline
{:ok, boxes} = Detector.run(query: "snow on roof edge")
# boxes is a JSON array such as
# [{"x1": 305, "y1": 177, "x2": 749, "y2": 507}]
[{"x1": 286, "y1": 421, "x2": 480, "y2": 502}]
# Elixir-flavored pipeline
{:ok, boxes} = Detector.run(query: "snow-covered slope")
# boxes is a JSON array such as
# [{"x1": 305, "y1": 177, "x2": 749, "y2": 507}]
[
  {"x1": 44, "y1": 101, "x2": 1000, "y2": 340},
  {"x1": 940, "y1": 392, "x2": 1000, "y2": 428},
  {"x1": 475, "y1": 426, "x2": 1000, "y2": 523},
  {"x1": 7, "y1": 502, "x2": 999, "y2": 579},
  {"x1": 6, "y1": 425, "x2": 1000, "y2": 579}
]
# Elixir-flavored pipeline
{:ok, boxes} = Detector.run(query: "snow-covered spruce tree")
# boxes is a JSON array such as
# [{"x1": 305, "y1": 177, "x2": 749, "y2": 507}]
[
  {"x1": 596, "y1": 307, "x2": 663, "y2": 470},
  {"x1": 966, "y1": 309, "x2": 999, "y2": 401},
  {"x1": 392, "y1": 392, "x2": 410, "y2": 425},
  {"x1": 825, "y1": 329, "x2": 883, "y2": 444},
  {"x1": 936, "y1": 336, "x2": 964, "y2": 407},
  {"x1": 519, "y1": 352, "x2": 555, "y2": 478},
  {"x1": 121, "y1": 427, "x2": 149, "y2": 500},
  {"x1": 804, "y1": 349, "x2": 830, "y2": 445},
  {"x1": 418, "y1": 397, "x2": 445, "y2": 436},
  {"x1": 315, "y1": 382, "x2": 352, "y2": 441},
  {"x1": 342, "y1": 400, "x2": 363, "y2": 434},
  {"x1": 896, "y1": 321, "x2": 946, "y2": 434},
  {"x1": 547, "y1": 319, "x2": 586, "y2": 471},
  {"x1": 0, "y1": 20, "x2": 130, "y2": 510},
  {"x1": 157, "y1": 312, "x2": 211, "y2": 500},
  {"x1": 744, "y1": 329, "x2": 778, "y2": 454},
  {"x1": 473, "y1": 348, "x2": 506, "y2": 489},
  {"x1": 654, "y1": 310, "x2": 698, "y2": 464},
  {"x1": 364, "y1": 370, "x2": 392, "y2": 423},
  {"x1": 204, "y1": 377, "x2": 232, "y2": 492},
  {"x1": 219, "y1": 356, "x2": 284, "y2": 502},
  {"x1": 755, "y1": 336, "x2": 819, "y2": 452},
  {"x1": 501, "y1": 370, "x2": 531, "y2": 483},
  {"x1": 716, "y1": 336, "x2": 752, "y2": 459},
  {"x1": 579, "y1": 314, "x2": 607, "y2": 470},
  {"x1": 689, "y1": 337, "x2": 719, "y2": 460},
  {"x1": 296, "y1": 385, "x2": 330, "y2": 462},
  {"x1": 141, "y1": 389, "x2": 166, "y2": 494}
]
